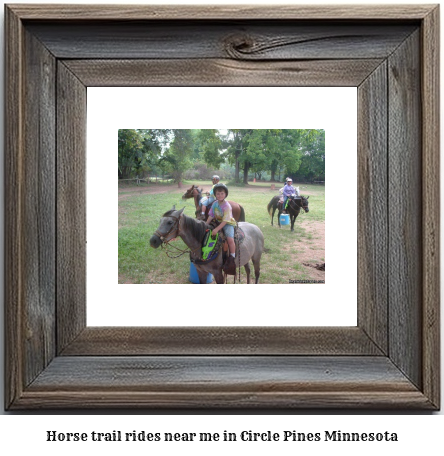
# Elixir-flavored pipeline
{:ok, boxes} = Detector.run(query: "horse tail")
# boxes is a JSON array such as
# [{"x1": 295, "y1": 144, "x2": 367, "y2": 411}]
[
  {"x1": 267, "y1": 198, "x2": 274, "y2": 216},
  {"x1": 239, "y1": 204, "x2": 246, "y2": 222}
]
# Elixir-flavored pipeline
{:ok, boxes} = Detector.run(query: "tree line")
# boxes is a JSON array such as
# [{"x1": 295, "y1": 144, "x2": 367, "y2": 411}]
[{"x1": 118, "y1": 129, "x2": 325, "y2": 184}]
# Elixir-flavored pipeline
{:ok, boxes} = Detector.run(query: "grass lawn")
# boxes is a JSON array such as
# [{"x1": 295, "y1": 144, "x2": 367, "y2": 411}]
[{"x1": 119, "y1": 180, "x2": 325, "y2": 284}]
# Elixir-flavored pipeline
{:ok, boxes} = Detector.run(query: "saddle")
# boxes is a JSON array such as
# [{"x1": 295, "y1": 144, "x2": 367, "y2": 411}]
[
  {"x1": 220, "y1": 225, "x2": 245, "y2": 276},
  {"x1": 281, "y1": 195, "x2": 301, "y2": 209},
  {"x1": 198, "y1": 221, "x2": 246, "y2": 275},
  {"x1": 196, "y1": 204, "x2": 211, "y2": 220}
]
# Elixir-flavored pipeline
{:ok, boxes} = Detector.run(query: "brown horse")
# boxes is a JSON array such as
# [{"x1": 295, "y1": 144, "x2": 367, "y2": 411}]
[
  {"x1": 182, "y1": 184, "x2": 246, "y2": 222},
  {"x1": 267, "y1": 194, "x2": 310, "y2": 232}
]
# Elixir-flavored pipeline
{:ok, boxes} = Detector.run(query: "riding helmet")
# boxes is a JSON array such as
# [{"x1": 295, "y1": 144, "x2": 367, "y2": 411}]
[
  {"x1": 213, "y1": 183, "x2": 229, "y2": 197},
  {"x1": 212, "y1": 175, "x2": 220, "y2": 181}
]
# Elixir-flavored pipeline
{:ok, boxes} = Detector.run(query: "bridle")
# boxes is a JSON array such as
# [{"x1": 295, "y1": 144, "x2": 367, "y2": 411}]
[
  {"x1": 154, "y1": 213, "x2": 201, "y2": 259},
  {"x1": 289, "y1": 196, "x2": 309, "y2": 212},
  {"x1": 154, "y1": 214, "x2": 181, "y2": 244},
  {"x1": 184, "y1": 186, "x2": 202, "y2": 207}
]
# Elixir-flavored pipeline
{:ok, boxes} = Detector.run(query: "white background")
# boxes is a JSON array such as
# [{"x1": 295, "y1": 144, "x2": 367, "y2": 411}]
[
  {"x1": 0, "y1": 0, "x2": 442, "y2": 450},
  {"x1": 88, "y1": 87, "x2": 357, "y2": 326}
]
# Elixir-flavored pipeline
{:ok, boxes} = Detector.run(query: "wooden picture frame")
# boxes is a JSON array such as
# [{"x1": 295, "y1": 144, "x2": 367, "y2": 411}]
[{"x1": 5, "y1": 4, "x2": 440, "y2": 410}]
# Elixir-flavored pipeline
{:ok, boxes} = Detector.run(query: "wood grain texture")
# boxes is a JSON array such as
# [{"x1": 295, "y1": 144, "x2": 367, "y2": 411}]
[
  {"x1": 63, "y1": 59, "x2": 384, "y2": 87},
  {"x1": 26, "y1": 22, "x2": 416, "y2": 60},
  {"x1": 61, "y1": 327, "x2": 382, "y2": 356},
  {"x1": 388, "y1": 31, "x2": 422, "y2": 389},
  {"x1": 56, "y1": 62, "x2": 87, "y2": 353},
  {"x1": 22, "y1": 28, "x2": 57, "y2": 386},
  {"x1": 15, "y1": 356, "x2": 432, "y2": 409},
  {"x1": 7, "y1": 4, "x2": 435, "y2": 20},
  {"x1": 4, "y1": 4, "x2": 440, "y2": 410},
  {"x1": 357, "y1": 62, "x2": 388, "y2": 353},
  {"x1": 421, "y1": 6, "x2": 440, "y2": 409},
  {"x1": 4, "y1": 4, "x2": 24, "y2": 410}
]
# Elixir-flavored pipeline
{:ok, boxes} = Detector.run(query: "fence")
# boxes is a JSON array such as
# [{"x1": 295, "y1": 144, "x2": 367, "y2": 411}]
[{"x1": 118, "y1": 176, "x2": 174, "y2": 185}]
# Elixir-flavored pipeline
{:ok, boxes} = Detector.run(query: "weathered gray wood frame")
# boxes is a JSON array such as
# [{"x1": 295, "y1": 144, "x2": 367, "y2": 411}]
[{"x1": 5, "y1": 5, "x2": 440, "y2": 409}]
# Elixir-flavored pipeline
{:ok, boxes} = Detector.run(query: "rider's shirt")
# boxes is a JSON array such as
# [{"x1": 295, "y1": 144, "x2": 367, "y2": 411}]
[
  {"x1": 209, "y1": 200, "x2": 236, "y2": 226},
  {"x1": 282, "y1": 183, "x2": 296, "y2": 197}
]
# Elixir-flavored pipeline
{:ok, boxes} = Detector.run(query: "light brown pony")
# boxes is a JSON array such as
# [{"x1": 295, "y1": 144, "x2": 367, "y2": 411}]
[{"x1": 182, "y1": 184, "x2": 245, "y2": 222}]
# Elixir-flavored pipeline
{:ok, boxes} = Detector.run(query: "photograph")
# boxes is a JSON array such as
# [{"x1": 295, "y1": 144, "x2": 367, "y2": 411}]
[{"x1": 118, "y1": 129, "x2": 325, "y2": 285}]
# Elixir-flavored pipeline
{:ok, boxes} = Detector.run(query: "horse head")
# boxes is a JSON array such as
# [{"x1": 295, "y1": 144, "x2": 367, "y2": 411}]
[
  {"x1": 301, "y1": 196, "x2": 310, "y2": 213},
  {"x1": 150, "y1": 206, "x2": 185, "y2": 248},
  {"x1": 182, "y1": 185, "x2": 196, "y2": 200}
]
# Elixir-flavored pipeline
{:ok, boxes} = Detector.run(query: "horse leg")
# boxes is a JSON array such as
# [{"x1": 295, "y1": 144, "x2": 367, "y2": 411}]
[
  {"x1": 197, "y1": 270, "x2": 211, "y2": 284},
  {"x1": 214, "y1": 271, "x2": 225, "y2": 284},
  {"x1": 244, "y1": 261, "x2": 251, "y2": 284},
  {"x1": 291, "y1": 211, "x2": 299, "y2": 232},
  {"x1": 271, "y1": 207, "x2": 274, "y2": 226},
  {"x1": 251, "y1": 256, "x2": 261, "y2": 284}
]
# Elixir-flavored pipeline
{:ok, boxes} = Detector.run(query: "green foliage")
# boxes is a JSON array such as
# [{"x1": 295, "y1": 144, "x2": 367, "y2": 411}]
[
  {"x1": 118, "y1": 129, "x2": 143, "y2": 179},
  {"x1": 118, "y1": 129, "x2": 171, "y2": 180},
  {"x1": 224, "y1": 129, "x2": 306, "y2": 184},
  {"x1": 198, "y1": 129, "x2": 224, "y2": 168},
  {"x1": 119, "y1": 129, "x2": 325, "y2": 184},
  {"x1": 160, "y1": 129, "x2": 194, "y2": 183},
  {"x1": 295, "y1": 130, "x2": 325, "y2": 181}
]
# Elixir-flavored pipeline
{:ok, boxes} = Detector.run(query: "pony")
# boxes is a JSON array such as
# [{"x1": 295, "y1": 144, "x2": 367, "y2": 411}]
[
  {"x1": 267, "y1": 194, "x2": 310, "y2": 232},
  {"x1": 150, "y1": 206, "x2": 264, "y2": 284},
  {"x1": 182, "y1": 184, "x2": 245, "y2": 222}
]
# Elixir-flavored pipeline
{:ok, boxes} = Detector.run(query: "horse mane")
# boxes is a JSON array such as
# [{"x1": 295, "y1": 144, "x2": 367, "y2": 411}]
[
  {"x1": 182, "y1": 214, "x2": 208, "y2": 241},
  {"x1": 162, "y1": 210, "x2": 207, "y2": 240}
]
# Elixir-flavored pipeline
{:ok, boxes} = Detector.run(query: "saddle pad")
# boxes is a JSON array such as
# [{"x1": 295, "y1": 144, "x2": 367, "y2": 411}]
[
  {"x1": 201, "y1": 229, "x2": 219, "y2": 260},
  {"x1": 235, "y1": 226, "x2": 245, "y2": 245}
]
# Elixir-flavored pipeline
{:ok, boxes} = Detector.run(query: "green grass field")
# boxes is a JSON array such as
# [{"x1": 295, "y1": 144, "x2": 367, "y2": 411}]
[{"x1": 119, "y1": 180, "x2": 325, "y2": 284}]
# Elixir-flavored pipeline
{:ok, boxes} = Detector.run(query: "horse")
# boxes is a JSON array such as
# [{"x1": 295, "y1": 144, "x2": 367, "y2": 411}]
[
  {"x1": 182, "y1": 184, "x2": 245, "y2": 222},
  {"x1": 150, "y1": 206, "x2": 264, "y2": 284},
  {"x1": 267, "y1": 194, "x2": 310, "y2": 232}
]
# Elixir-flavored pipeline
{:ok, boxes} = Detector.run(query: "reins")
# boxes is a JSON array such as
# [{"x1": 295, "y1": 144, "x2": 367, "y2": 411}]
[
  {"x1": 288, "y1": 197, "x2": 308, "y2": 214},
  {"x1": 156, "y1": 214, "x2": 201, "y2": 259}
]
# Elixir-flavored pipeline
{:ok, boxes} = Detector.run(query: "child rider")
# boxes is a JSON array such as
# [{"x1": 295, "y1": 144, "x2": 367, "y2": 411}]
[
  {"x1": 200, "y1": 175, "x2": 220, "y2": 218},
  {"x1": 205, "y1": 183, "x2": 237, "y2": 274},
  {"x1": 282, "y1": 177, "x2": 296, "y2": 213}
]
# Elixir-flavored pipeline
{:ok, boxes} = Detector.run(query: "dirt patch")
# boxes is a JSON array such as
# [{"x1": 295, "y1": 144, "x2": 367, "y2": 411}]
[
  {"x1": 119, "y1": 184, "x2": 184, "y2": 200},
  {"x1": 291, "y1": 219, "x2": 325, "y2": 281}
]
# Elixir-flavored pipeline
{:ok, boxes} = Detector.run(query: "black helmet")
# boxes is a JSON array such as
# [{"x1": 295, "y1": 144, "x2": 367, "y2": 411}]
[{"x1": 213, "y1": 183, "x2": 228, "y2": 197}]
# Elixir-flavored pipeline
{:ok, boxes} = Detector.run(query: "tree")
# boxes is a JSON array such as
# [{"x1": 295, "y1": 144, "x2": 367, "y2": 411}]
[
  {"x1": 159, "y1": 129, "x2": 194, "y2": 185},
  {"x1": 294, "y1": 130, "x2": 325, "y2": 181},
  {"x1": 198, "y1": 129, "x2": 224, "y2": 169},
  {"x1": 224, "y1": 129, "x2": 304, "y2": 184},
  {"x1": 118, "y1": 129, "x2": 143, "y2": 179}
]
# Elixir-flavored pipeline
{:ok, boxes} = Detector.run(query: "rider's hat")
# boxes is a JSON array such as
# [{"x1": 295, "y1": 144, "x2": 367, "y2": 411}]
[
  {"x1": 213, "y1": 183, "x2": 228, "y2": 197},
  {"x1": 212, "y1": 175, "x2": 220, "y2": 181},
  {"x1": 286, "y1": 177, "x2": 293, "y2": 182}
]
